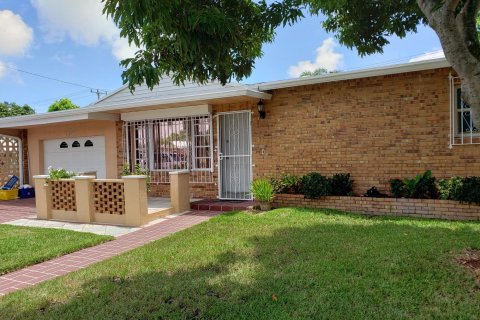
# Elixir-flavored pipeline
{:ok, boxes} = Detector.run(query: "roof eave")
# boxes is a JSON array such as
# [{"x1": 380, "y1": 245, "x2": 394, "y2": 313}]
[
  {"x1": 257, "y1": 58, "x2": 451, "y2": 91},
  {"x1": 0, "y1": 111, "x2": 119, "y2": 129},
  {"x1": 0, "y1": 89, "x2": 269, "y2": 129}
]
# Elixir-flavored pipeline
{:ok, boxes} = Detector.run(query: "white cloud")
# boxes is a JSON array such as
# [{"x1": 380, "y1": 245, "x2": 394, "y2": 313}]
[
  {"x1": 112, "y1": 36, "x2": 139, "y2": 60},
  {"x1": 31, "y1": 0, "x2": 138, "y2": 60},
  {"x1": 52, "y1": 53, "x2": 75, "y2": 66},
  {"x1": 288, "y1": 38, "x2": 344, "y2": 78},
  {"x1": 0, "y1": 10, "x2": 34, "y2": 56},
  {"x1": 0, "y1": 61, "x2": 5, "y2": 79},
  {"x1": 409, "y1": 49, "x2": 445, "y2": 62},
  {"x1": 0, "y1": 62, "x2": 24, "y2": 84}
]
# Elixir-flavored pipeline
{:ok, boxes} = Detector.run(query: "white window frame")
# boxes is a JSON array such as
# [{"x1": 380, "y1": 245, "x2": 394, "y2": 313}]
[
  {"x1": 454, "y1": 86, "x2": 479, "y2": 137},
  {"x1": 190, "y1": 116, "x2": 214, "y2": 172},
  {"x1": 449, "y1": 74, "x2": 480, "y2": 147}
]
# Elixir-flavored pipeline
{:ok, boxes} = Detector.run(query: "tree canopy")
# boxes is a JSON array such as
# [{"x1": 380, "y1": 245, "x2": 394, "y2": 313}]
[
  {"x1": 300, "y1": 68, "x2": 341, "y2": 77},
  {"x1": 0, "y1": 102, "x2": 35, "y2": 118},
  {"x1": 104, "y1": 0, "x2": 480, "y2": 121},
  {"x1": 48, "y1": 98, "x2": 79, "y2": 112},
  {"x1": 300, "y1": 68, "x2": 328, "y2": 77}
]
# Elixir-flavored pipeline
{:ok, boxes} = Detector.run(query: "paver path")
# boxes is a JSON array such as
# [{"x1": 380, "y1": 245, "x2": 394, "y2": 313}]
[
  {"x1": 0, "y1": 210, "x2": 219, "y2": 296},
  {"x1": 0, "y1": 198, "x2": 36, "y2": 223}
]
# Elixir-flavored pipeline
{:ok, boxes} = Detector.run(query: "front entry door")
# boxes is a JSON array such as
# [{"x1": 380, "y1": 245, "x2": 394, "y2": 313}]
[{"x1": 217, "y1": 111, "x2": 252, "y2": 200}]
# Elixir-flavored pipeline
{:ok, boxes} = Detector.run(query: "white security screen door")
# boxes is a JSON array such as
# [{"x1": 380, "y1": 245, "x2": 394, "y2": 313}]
[{"x1": 217, "y1": 111, "x2": 252, "y2": 200}]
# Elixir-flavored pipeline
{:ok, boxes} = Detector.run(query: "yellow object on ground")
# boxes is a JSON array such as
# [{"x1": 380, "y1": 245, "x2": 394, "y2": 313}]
[{"x1": 0, "y1": 189, "x2": 18, "y2": 201}]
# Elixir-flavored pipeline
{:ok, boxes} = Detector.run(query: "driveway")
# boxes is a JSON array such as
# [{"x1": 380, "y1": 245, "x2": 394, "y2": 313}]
[{"x1": 0, "y1": 198, "x2": 36, "y2": 224}]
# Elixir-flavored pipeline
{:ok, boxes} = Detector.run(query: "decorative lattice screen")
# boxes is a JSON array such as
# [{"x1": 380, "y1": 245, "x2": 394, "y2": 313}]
[
  {"x1": 0, "y1": 135, "x2": 21, "y2": 186},
  {"x1": 93, "y1": 181, "x2": 125, "y2": 215},
  {"x1": 51, "y1": 180, "x2": 77, "y2": 211}
]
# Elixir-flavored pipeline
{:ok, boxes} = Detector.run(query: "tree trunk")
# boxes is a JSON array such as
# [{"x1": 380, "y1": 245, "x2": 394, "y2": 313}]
[{"x1": 417, "y1": 0, "x2": 480, "y2": 124}]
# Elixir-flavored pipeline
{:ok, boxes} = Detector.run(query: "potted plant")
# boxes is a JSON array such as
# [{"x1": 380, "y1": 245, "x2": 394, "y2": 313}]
[
  {"x1": 45, "y1": 167, "x2": 75, "y2": 186},
  {"x1": 251, "y1": 179, "x2": 275, "y2": 211}
]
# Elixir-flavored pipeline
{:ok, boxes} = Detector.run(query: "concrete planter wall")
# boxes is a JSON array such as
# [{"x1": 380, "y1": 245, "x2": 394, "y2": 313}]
[
  {"x1": 272, "y1": 194, "x2": 480, "y2": 221},
  {"x1": 33, "y1": 171, "x2": 190, "y2": 227}
]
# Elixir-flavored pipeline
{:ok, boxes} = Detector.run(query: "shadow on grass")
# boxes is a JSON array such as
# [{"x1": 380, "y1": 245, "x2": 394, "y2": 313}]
[{"x1": 2, "y1": 211, "x2": 480, "y2": 319}]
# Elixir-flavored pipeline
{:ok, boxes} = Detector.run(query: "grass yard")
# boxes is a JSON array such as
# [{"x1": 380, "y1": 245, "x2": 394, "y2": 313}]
[
  {"x1": 0, "y1": 225, "x2": 112, "y2": 275},
  {"x1": 1, "y1": 208, "x2": 480, "y2": 319}
]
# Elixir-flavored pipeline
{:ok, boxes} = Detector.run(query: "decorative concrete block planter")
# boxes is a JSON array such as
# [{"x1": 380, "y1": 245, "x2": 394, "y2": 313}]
[{"x1": 272, "y1": 194, "x2": 480, "y2": 221}]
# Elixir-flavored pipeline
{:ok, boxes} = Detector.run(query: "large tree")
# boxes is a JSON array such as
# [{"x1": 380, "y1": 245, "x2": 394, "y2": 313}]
[
  {"x1": 48, "y1": 98, "x2": 79, "y2": 112},
  {"x1": 0, "y1": 102, "x2": 35, "y2": 118},
  {"x1": 104, "y1": 0, "x2": 480, "y2": 121}
]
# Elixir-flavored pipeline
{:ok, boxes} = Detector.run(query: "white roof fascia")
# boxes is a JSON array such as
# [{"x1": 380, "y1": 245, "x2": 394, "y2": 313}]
[
  {"x1": 0, "y1": 110, "x2": 119, "y2": 129},
  {"x1": 257, "y1": 58, "x2": 451, "y2": 91}
]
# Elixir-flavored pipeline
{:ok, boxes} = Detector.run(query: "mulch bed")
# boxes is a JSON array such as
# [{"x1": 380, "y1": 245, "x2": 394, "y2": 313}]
[{"x1": 457, "y1": 249, "x2": 480, "y2": 284}]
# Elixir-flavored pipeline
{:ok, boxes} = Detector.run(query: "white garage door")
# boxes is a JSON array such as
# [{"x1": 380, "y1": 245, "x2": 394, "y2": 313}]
[{"x1": 43, "y1": 136, "x2": 106, "y2": 178}]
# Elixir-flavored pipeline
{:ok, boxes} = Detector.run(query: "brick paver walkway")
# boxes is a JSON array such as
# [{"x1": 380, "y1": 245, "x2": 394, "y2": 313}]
[
  {"x1": 0, "y1": 198, "x2": 36, "y2": 223},
  {"x1": 0, "y1": 210, "x2": 219, "y2": 296}
]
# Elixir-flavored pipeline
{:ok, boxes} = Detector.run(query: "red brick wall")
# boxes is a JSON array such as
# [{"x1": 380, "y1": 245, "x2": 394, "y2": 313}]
[
  {"x1": 273, "y1": 194, "x2": 480, "y2": 221},
  {"x1": 253, "y1": 67, "x2": 480, "y2": 195}
]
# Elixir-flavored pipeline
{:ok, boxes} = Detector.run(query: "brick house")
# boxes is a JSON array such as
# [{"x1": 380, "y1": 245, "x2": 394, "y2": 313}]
[{"x1": 0, "y1": 58, "x2": 477, "y2": 200}]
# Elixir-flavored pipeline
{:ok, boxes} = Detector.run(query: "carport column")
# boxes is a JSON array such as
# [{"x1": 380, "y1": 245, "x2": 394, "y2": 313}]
[
  {"x1": 169, "y1": 170, "x2": 190, "y2": 213},
  {"x1": 33, "y1": 175, "x2": 52, "y2": 220},
  {"x1": 123, "y1": 175, "x2": 148, "y2": 227},
  {"x1": 74, "y1": 176, "x2": 95, "y2": 223}
]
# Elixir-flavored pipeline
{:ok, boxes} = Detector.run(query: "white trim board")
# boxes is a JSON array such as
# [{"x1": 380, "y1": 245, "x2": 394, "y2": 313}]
[
  {"x1": 257, "y1": 58, "x2": 451, "y2": 91},
  {"x1": 121, "y1": 105, "x2": 212, "y2": 121},
  {"x1": 0, "y1": 111, "x2": 120, "y2": 129}
]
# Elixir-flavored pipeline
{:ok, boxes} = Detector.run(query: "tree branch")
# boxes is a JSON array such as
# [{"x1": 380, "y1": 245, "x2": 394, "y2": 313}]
[
  {"x1": 416, "y1": 0, "x2": 436, "y2": 15},
  {"x1": 456, "y1": 0, "x2": 480, "y2": 59},
  {"x1": 444, "y1": 0, "x2": 462, "y2": 12}
]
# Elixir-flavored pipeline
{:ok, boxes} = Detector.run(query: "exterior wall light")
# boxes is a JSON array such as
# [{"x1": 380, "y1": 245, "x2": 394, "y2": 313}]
[{"x1": 257, "y1": 100, "x2": 266, "y2": 119}]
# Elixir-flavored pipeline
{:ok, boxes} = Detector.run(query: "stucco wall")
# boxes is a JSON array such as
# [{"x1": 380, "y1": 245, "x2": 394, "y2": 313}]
[
  {"x1": 27, "y1": 120, "x2": 119, "y2": 181},
  {"x1": 0, "y1": 129, "x2": 22, "y2": 137}
]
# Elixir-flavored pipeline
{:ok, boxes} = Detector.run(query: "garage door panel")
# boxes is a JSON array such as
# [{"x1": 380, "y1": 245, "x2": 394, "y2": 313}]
[{"x1": 44, "y1": 136, "x2": 106, "y2": 178}]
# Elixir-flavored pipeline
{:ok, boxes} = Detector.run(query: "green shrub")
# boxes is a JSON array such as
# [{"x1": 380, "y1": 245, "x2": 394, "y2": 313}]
[
  {"x1": 402, "y1": 170, "x2": 438, "y2": 199},
  {"x1": 390, "y1": 171, "x2": 438, "y2": 199},
  {"x1": 301, "y1": 172, "x2": 331, "y2": 199},
  {"x1": 437, "y1": 177, "x2": 464, "y2": 200},
  {"x1": 329, "y1": 173, "x2": 353, "y2": 196},
  {"x1": 47, "y1": 167, "x2": 75, "y2": 180},
  {"x1": 270, "y1": 173, "x2": 302, "y2": 194},
  {"x1": 389, "y1": 179, "x2": 405, "y2": 198},
  {"x1": 251, "y1": 179, "x2": 275, "y2": 203},
  {"x1": 456, "y1": 176, "x2": 480, "y2": 205}
]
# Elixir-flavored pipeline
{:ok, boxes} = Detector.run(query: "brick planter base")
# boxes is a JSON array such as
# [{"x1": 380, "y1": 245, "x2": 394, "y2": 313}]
[{"x1": 272, "y1": 194, "x2": 480, "y2": 221}]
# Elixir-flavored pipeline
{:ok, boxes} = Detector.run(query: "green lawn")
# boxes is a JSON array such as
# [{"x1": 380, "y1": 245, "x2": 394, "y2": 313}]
[
  {"x1": 0, "y1": 225, "x2": 112, "y2": 275},
  {"x1": 1, "y1": 208, "x2": 480, "y2": 319}
]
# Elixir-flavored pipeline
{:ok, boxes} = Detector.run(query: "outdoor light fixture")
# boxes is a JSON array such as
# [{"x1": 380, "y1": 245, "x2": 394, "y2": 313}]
[{"x1": 257, "y1": 100, "x2": 266, "y2": 119}]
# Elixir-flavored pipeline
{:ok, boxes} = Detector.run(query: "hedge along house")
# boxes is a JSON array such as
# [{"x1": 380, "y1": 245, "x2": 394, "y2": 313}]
[{"x1": 0, "y1": 58, "x2": 477, "y2": 201}]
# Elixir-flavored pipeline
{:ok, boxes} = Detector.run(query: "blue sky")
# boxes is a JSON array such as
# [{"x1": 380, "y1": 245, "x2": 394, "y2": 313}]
[{"x1": 0, "y1": 1, "x2": 443, "y2": 113}]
